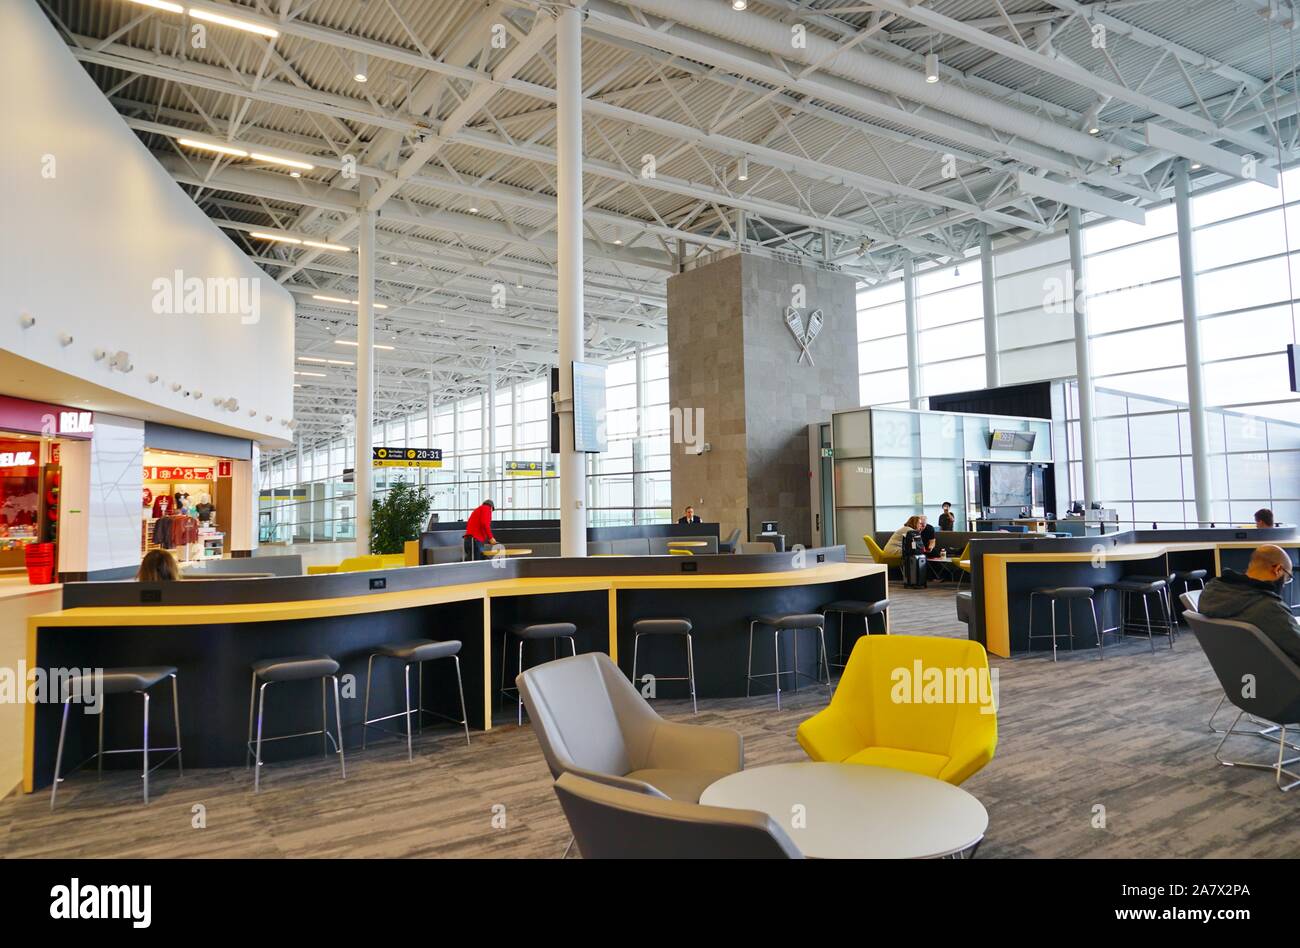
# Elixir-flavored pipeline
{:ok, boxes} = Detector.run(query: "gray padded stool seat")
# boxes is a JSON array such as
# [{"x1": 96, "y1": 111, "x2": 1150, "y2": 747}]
[
  {"x1": 956, "y1": 591, "x2": 973, "y2": 625},
  {"x1": 1028, "y1": 586, "x2": 1108, "y2": 661},
  {"x1": 747, "y1": 614, "x2": 830, "y2": 709},
  {"x1": 501, "y1": 622, "x2": 579, "y2": 725},
  {"x1": 631, "y1": 618, "x2": 697, "y2": 715},
  {"x1": 247, "y1": 654, "x2": 344, "y2": 792},
  {"x1": 252, "y1": 655, "x2": 339, "y2": 682},
  {"x1": 820, "y1": 599, "x2": 891, "y2": 670},
  {"x1": 50, "y1": 666, "x2": 182, "y2": 809},
  {"x1": 1098, "y1": 578, "x2": 1173, "y2": 653},
  {"x1": 364, "y1": 639, "x2": 469, "y2": 760}
]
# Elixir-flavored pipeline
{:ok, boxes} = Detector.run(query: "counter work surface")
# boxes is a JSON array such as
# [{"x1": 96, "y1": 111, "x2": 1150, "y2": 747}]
[{"x1": 24, "y1": 555, "x2": 887, "y2": 793}]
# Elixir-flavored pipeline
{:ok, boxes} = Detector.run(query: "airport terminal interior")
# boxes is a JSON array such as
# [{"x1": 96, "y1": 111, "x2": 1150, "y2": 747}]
[{"x1": 2, "y1": 0, "x2": 1299, "y2": 864}]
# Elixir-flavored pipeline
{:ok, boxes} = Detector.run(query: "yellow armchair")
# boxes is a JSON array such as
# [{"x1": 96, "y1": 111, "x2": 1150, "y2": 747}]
[
  {"x1": 797, "y1": 634, "x2": 997, "y2": 786},
  {"x1": 337, "y1": 553, "x2": 408, "y2": 572},
  {"x1": 863, "y1": 534, "x2": 902, "y2": 569}
]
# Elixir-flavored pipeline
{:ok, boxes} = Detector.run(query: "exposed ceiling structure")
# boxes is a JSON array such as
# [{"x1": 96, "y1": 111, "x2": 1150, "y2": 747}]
[{"x1": 44, "y1": 0, "x2": 1300, "y2": 450}]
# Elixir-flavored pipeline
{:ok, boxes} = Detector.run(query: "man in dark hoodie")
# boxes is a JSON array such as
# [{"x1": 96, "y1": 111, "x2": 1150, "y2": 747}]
[{"x1": 1197, "y1": 544, "x2": 1300, "y2": 666}]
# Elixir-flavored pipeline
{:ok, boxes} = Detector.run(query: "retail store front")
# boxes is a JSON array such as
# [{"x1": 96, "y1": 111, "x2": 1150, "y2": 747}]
[
  {"x1": 0, "y1": 396, "x2": 93, "y2": 575},
  {"x1": 142, "y1": 450, "x2": 237, "y2": 563}
]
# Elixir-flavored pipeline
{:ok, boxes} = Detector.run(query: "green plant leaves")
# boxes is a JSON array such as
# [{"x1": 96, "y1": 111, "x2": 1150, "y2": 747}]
[{"x1": 369, "y1": 480, "x2": 433, "y2": 555}]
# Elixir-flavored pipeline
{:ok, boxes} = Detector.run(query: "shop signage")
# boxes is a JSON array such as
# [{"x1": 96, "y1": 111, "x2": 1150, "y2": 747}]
[
  {"x1": 372, "y1": 447, "x2": 442, "y2": 468},
  {"x1": 0, "y1": 442, "x2": 39, "y2": 474},
  {"x1": 145, "y1": 466, "x2": 214, "y2": 481},
  {"x1": 0, "y1": 395, "x2": 94, "y2": 440},
  {"x1": 505, "y1": 460, "x2": 555, "y2": 477}
]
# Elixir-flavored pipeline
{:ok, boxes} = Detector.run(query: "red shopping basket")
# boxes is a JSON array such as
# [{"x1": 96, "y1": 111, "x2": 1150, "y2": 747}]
[{"x1": 24, "y1": 542, "x2": 56, "y2": 585}]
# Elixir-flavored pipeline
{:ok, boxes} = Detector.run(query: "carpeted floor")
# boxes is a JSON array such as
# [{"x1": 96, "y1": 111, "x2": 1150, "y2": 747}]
[{"x1": 1, "y1": 584, "x2": 1295, "y2": 858}]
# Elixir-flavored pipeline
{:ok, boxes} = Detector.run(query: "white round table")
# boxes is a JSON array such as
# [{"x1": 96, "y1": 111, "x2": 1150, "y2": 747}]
[{"x1": 699, "y1": 762, "x2": 988, "y2": 859}]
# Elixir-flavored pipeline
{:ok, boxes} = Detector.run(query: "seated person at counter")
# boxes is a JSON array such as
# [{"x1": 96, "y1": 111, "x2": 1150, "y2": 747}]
[
  {"x1": 137, "y1": 549, "x2": 181, "y2": 582},
  {"x1": 678, "y1": 505, "x2": 701, "y2": 525},
  {"x1": 1255, "y1": 507, "x2": 1275, "y2": 529},
  {"x1": 462, "y1": 499, "x2": 497, "y2": 561},
  {"x1": 883, "y1": 515, "x2": 935, "y2": 557},
  {"x1": 1198, "y1": 544, "x2": 1300, "y2": 666},
  {"x1": 938, "y1": 502, "x2": 955, "y2": 532}
]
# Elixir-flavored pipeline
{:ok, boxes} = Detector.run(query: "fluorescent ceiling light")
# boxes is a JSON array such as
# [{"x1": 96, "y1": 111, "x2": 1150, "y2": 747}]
[
  {"x1": 251, "y1": 231, "x2": 302, "y2": 245},
  {"x1": 188, "y1": 8, "x2": 280, "y2": 38},
  {"x1": 127, "y1": 0, "x2": 184, "y2": 12},
  {"x1": 333, "y1": 340, "x2": 396, "y2": 350},
  {"x1": 249, "y1": 152, "x2": 314, "y2": 171},
  {"x1": 311, "y1": 295, "x2": 387, "y2": 309},
  {"x1": 294, "y1": 370, "x2": 326, "y2": 378},
  {"x1": 302, "y1": 240, "x2": 351, "y2": 252},
  {"x1": 298, "y1": 357, "x2": 328, "y2": 363},
  {"x1": 179, "y1": 138, "x2": 248, "y2": 158}
]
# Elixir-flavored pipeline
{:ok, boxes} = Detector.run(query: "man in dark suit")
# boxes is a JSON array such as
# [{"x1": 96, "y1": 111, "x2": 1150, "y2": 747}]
[{"x1": 677, "y1": 505, "x2": 701, "y2": 525}]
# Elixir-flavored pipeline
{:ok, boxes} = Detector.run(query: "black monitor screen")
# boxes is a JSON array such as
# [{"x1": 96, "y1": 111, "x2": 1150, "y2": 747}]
[
  {"x1": 989, "y1": 463, "x2": 1031, "y2": 508},
  {"x1": 760, "y1": 521, "x2": 778, "y2": 533}
]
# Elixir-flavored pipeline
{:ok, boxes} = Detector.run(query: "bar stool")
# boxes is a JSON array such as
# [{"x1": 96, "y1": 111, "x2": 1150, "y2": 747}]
[
  {"x1": 746, "y1": 613, "x2": 830, "y2": 709},
  {"x1": 50, "y1": 666, "x2": 182, "y2": 809},
  {"x1": 1027, "y1": 587, "x2": 1104, "y2": 661},
  {"x1": 1099, "y1": 578, "x2": 1174, "y2": 653},
  {"x1": 630, "y1": 618, "x2": 697, "y2": 714},
  {"x1": 362, "y1": 639, "x2": 470, "y2": 760},
  {"x1": 501, "y1": 622, "x2": 577, "y2": 725},
  {"x1": 247, "y1": 654, "x2": 345, "y2": 793},
  {"x1": 1170, "y1": 569, "x2": 1208, "y2": 623},
  {"x1": 820, "y1": 599, "x2": 891, "y2": 670}
]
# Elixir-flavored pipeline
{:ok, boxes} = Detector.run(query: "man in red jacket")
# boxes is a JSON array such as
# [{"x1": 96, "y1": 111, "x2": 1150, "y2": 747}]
[{"x1": 463, "y1": 499, "x2": 497, "y2": 561}]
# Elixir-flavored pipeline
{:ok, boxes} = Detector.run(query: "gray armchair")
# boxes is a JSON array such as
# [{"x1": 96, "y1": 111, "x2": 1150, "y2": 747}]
[
  {"x1": 1184, "y1": 611, "x2": 1300, "y2": 791},
  {"x1": 517, "y1": 651, "x2": 743, "y2": 802},
  {"x1": 552, "y1": 772, "x2": 802, "y2": 859}
]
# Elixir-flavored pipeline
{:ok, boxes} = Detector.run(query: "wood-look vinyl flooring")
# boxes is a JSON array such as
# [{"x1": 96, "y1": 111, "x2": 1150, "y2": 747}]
[{"x1": 2, "y1": 584, "x2": 1296, "y2": 858}]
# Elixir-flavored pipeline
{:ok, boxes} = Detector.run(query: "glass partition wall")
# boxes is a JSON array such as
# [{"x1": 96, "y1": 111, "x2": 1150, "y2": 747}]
[
  {"x1": 830, "y1": 406, "x2": 1051, "y2": 555},
  {"x1": 259, "y1": 346, "x2": 672, "y2": 544}
]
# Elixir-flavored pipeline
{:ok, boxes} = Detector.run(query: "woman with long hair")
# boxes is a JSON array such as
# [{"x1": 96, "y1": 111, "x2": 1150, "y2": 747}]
[{"x1": 137, "y1": 549, "x2": 181, "y2": 582}]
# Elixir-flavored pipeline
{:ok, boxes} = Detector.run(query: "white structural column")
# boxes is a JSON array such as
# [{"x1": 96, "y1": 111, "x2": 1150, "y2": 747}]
[
  {"x1": 1174, "y1": 161, "x2": 1213, "y2": 525},
  {"x1": 556, "y1": 3, "x2": 588, "y2": 556},
  {"x1": 981, "y1": 225, "x2": 1000, "y2": 389},
  {"x1": 903, "y1": 256, "x2": 921, "y2": 408},
  {"x1": 1068, "y1": 207, "x2": 1098, "y2": 507},
  {"x1": 354, "y1": 180, "x2": 376, "y2": 548}
]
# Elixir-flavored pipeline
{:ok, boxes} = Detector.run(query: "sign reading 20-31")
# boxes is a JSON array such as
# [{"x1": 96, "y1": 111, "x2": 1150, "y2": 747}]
[{"x1": 372, "y1": 447, "x2": 443, "y2": 469}]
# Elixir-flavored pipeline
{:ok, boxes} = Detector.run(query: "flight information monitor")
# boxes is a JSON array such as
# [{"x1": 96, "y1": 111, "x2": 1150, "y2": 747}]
[{"x1": 572, "y1": 361, "x2": 607, "y2": 453}]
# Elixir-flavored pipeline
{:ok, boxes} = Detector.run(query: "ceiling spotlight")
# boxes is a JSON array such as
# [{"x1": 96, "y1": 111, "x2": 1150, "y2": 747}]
[
  {"x1": 1191, "y1": 161, "x2": 1203, "y2": 170},
  {"x1": 925, "y1": 52, "x2": 940, "y2": 84},
  {"x1": 468, "y1": 206, "x2": 479, "y2": 214},
  {"x1": 1082, "y1": 102, "x2": 1103, "y2": 135},
  {"x1": 613, "y1": 238, "x2": 623, "y2": 245},
  {"x1": 290, "y1": 171, "x2": 302, "y2": 178},
  {"x1": 731, "y1": 0, "x2": 747, "y2": 9},
  {"x1": 353, "y1": 51, "x2": 369, "y2": 83},
  {"x1": 736, "y1": 155, "x2": 749, "y2": 182}
]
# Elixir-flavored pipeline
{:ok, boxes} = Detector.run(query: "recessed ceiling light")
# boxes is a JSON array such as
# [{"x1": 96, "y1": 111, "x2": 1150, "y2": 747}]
[{"x1": 731, "y1": 0, "x2": 747, "y2": 9}]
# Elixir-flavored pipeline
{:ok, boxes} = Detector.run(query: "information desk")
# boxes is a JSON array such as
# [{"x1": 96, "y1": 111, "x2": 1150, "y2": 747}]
[
  {"x1": 23, "y1": 549, "x2": 885, "y2": 793},
  {"x1": 964, "y1": 528, "x2": 1300, "y2": 658}
]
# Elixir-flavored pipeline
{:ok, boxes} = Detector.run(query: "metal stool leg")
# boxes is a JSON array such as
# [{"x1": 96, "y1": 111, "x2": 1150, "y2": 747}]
[
  {"x1": 1090, "y1": 596, "x2": 1103, "y2": 660},
  {"x1": 452, "y1": 655, "x2": 471, "y2": 745},
  {"x1": 246, "y1": 670, "x2": 257, "y2": 768},
  {"x1": 171, "y1": 674, "x2": 183, "y2": 775},
  {"x1": 362, "y1": 654, "x2": 375, "y2": 750},
  {"x1": 418, "y1": 662, "x2": 424, "y2": 735},
  {"x1": 746, "y1": 621, "x2": 756, "y2": 698},
  {"x1": 49, "y1": 698, "x2": 72, "y2": 810},
  {"x1": 499, "y1": 629, "x2": 509, "y2": 709},
  {"x1": 818, "y1": 625, "x2": 831, "y2": 695},
  {"x1": 1158, "y1": 591, "x2": 1174, "y2": 649},
  {"x1": 1049, "y1": 597, "x2": 1058, "y2": 662},
  {"x1": 1142, "y1": 593, "x2": 1155, "y2": 654},
  {"x1": 567, "y1": 635, "x2": 577, "y2": 657},
  {"x1": 98, "y1": 700, "x2": 105, "y2": 779},
  {"x1": 332, "y1": 674, "x2": 346, "y2": 779},
  {"x1": 1028, "y1": 591, "x2": 1036, "y2": 652},
  {"x1": 254, "y1": 681, "x2": 268, "y2": 793},
  {"x1": 517, "y1": 640, "x2": 525, "y2": 726},
  {"x1": 773, "y1": 628, "x2": 782, "y2": 710},
  {"x1": 631, "y1": 632, "x2": 640, "y2": 688},
  {"x1": 320, "y1": 678, "x2": 328, "y2": 755},
  {"x1": 792, "y1": 628, "x2": 799, "y2": 692},
  {"x1": 686, "y1": 633, "x2": 697, "y2": 715},
  {"x1": 141, "y1": 690, "x2": 150, "y2": 805},
  {"x1": 403, "y1": 662, "x2": 414, "y2": 761}
]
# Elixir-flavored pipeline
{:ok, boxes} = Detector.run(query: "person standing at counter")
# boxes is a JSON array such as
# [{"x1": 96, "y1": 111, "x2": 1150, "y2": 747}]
[
  {"x1": 1255, "y1": 508, "x2": 1275, "y2": 528},
  {"x1": 678, "y1": 505, "x2": 701, "y2": 525},
  {"x1": 463, "y1": 499, "x2": 497, "y2": 561},
  {"x1": 1198, "y1": 544, "x2": 1300, "y2": 667},
  {"x1": 938, "y1": 502, "x2": 956, "y2": 532}
]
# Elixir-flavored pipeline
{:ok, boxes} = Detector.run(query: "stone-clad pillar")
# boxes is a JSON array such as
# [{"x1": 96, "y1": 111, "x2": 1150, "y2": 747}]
[{"x1": 667, "y1": 253, "x2": 860, "y2": 548}]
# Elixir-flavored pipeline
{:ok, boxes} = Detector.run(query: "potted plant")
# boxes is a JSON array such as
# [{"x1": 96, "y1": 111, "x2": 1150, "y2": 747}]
[{"x1": 369, "y1": 480, "x2": 433, "y2": 555}]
